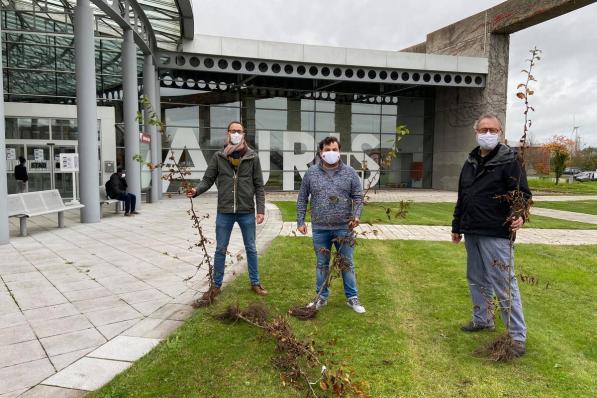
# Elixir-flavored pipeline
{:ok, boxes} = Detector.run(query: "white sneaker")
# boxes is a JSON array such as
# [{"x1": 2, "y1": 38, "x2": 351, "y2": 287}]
[
  {"x1": 306, "y1": 297, "x2": 327, "y2": 310},
  {"x1": 346, "y1": 297, "x2": 366, "y2": 314}
]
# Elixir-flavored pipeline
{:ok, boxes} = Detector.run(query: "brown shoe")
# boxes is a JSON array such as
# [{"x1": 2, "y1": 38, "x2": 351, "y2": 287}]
[
  {"x1": 251, "y1": 284, "x2": 268, "y2": 296},
  {"x1": 192, "y1": 287, "x2": 221, "y2": 308}
]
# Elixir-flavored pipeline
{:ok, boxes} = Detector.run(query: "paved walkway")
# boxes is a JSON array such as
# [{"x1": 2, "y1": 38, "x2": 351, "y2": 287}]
[
  {"x1": 531, "y1": 207, "x2": 597, "y2": 224},
  {"x1": 0, "y1": 197, "x2": 282, "y2": 397},
  {"x1": 1, "y1": 190, "x2": 595, "y2": 397},
  {"x1": 279, "y1": 222, "x2": 597, "y2": 244},
  {"x1": 267, "y1": 189, "x2": 597, "y2": 203}
]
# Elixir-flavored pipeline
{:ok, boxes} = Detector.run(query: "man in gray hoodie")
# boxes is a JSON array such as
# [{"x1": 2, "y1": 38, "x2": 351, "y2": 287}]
[{"x1": 297, "y1": 136, "x2": 365, "y2": 313}]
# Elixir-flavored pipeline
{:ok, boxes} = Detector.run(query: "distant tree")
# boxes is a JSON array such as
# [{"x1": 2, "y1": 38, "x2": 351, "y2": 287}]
[
  {"x1": 542, "y1": 136, "x2": 575, "y2": 184},
  {"x1": 571, "y1": 146, "x2": 597, "y2": 171}
]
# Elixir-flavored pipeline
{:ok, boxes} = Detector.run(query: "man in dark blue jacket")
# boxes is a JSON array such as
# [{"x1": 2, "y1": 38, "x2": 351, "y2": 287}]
[{"x1": 452, "y1": 114, "x2": 531, "y2": 357}]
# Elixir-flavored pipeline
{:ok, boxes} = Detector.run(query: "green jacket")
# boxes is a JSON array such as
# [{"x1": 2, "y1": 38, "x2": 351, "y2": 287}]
[{"x1": 195, "y1": 147, "x2": 265, "y2": 214}]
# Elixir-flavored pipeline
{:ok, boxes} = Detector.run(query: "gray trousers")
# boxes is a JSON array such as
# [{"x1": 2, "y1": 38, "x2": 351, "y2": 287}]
[
  {"x1": 464, "y1": 234, "x2": 527, "y2": 342},
  {"x1": 16, "y1": 180, "x2": 28, "y2": 193}
]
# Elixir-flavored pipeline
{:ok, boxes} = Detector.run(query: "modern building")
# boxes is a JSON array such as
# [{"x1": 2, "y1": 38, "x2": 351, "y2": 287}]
[{"x1": 1, "y1": 0, "x2": 594, "y2": 243}]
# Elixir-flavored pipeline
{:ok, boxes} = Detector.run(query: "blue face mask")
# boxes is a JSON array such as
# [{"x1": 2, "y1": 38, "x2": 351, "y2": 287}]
[{"x1": 477, "y1": 133, "x2": 499, "y2": 150}]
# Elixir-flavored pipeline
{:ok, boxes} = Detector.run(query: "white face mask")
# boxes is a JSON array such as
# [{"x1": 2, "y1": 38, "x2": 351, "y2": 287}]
[
  {"x1": 321, "y1": 150, "x2": 340, "y2": 165},
  {"x1": 477, "y1": 133, "x2": 499, "y2": 151},
  {"x1": 120, "y1": 173, "x2": 126, "y2": 178},
  {"x1": 230, "y1": 132, "x2": 243, "y2": 145}
]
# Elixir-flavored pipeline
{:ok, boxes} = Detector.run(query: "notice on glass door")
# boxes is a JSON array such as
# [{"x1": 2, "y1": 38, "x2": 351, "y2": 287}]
[
  {"x1": 59, "y1": 153, "x2": 79, "y2": 172},
  {"x1": 34, "y1": 148, "x2": 45, "y2": 161},
  {"x1": 6, "y1": 148, "x2": 16, "y2": 160}
]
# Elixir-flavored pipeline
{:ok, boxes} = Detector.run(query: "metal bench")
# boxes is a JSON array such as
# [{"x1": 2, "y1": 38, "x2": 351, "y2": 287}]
[
  {"x1": 8, "y1": 190, "x2": 85, "y2": 237},
  {"x1": 99, "y1": 186, "x2": 122, "y2": 216}
]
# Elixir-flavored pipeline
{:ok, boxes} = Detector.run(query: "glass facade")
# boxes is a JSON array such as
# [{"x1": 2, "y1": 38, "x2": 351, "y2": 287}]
[
  {"x1": 4, "y1": 117, "x2": 102, "y2": 197},
  {"x1": 160, "y1": 85, "x2": 434, "y2": 191}
]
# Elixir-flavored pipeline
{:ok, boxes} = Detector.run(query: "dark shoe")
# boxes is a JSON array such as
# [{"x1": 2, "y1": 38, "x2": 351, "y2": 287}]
[
  {"x1": 124, "y1": 212, "x2": 131, "y2": 217},
  {"x1": 460, "y1": 321, "x2": 495, "y2": 332},
  {"x1": 251, "y1": 284, "x2": 268, "y2": 296},
  {"x1": 131, "y1": 211, "x2": 140, "y2": 215},
  {"x1": 191, "y1": 287, "x2": 221, "y2": 308},
  {"x1": 512, "y1": 340, "x2": 526, "y2": 357}
]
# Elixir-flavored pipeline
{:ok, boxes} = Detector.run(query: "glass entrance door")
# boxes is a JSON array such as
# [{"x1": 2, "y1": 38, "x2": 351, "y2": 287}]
[{"x1": 52, "y1": 145, "x2": 78, "y2": 200}]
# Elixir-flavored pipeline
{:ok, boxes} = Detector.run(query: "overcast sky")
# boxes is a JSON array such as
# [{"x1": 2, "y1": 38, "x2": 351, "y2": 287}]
[{"x1": 192, "y1": 0, "x2": 597, "y2": 147}]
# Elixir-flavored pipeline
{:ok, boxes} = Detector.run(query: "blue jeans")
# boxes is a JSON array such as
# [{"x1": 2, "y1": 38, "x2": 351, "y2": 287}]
[
  {"x1": 116, "y1": 193, "x2": 136, "y2": 213},
  {"x1": 464, "y1": 234, "x2": 527, "y2": 342},
  {"x1": 213, "y1": 212, "x2": 260, "y2": 288},
  {"x1": 312, "y1": 229, "x2": 358, "y2": 300}
]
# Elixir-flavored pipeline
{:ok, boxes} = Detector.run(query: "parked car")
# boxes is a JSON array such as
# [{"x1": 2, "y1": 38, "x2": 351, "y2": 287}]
[
  {"x1": 573, "y1": 171, "x2": 596, "y2": 182},
  {"x1": 563, "y1": 167, "x2": 582, "y2": 175}
]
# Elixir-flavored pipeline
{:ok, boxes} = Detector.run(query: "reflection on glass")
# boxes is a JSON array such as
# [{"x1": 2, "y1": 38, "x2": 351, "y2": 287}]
[{"x1": 52, "y1": 119, "x2": 78, "y2": 140}]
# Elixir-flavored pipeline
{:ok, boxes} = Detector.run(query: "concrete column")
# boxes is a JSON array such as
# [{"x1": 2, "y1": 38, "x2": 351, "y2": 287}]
[
  {"x1": 241, "y1": 95, "x2": 256, "y2": 144},
  {"x1": 0, "y1": 25, "x2": 9, "y2": 244},
  {"x1": 122, "y1": 29, "x2": 141, "y2": 206},
  {"x1": 143, "y1": 55, "x2": 158, "y2": 203},
  {"x1": 431, "y1": 33, "x2": 509, "y2": 190},
  {"x1": 335, "y1": 102, "x2": 352, "y2": 151},
  {"x1": 74, "y1": 0, "x2": 100, "y2": 222},
  {"x1": 155, "y1": 71, "x2": 163, "y2": 199}
]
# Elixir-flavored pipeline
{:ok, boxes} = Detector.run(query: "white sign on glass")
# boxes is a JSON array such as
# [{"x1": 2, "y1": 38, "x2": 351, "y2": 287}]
[
  {"x1": 59, "y1": 153, "x2": 79, "y2": 172},
  {"x1": 34, "y1": 148, "x2": 45, "y2": 161},
  {"x1": 6, "y1": 148, "x2": 16, "y2": 160}
]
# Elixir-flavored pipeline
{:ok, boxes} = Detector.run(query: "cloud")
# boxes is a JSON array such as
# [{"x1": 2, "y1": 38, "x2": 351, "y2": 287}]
[{"x1": 191, "y1": 0, "x2": 597, "y2": 147}]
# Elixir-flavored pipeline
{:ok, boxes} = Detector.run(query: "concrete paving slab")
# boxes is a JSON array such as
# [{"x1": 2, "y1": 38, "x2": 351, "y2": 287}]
[
  {"x1": 84, "y1": 305, "x2": 141, "y2": 327},
  {"x1": 0, "y1": 324, "x2": 36, "y2": 347},
  {"x1": 122, "y1": 317, "x2": 184, "y2": 339},
  {"x1": 70, "y1": 296, "x2": 123, "y2": 313},
  {"x1": 0, "y1": 359, "x2": 54, "y2": 395},
  {"x1": 48, "y1": 348, "x2": 95, "y2": 372},
  {"x1": 18, "y1": 385, "x2": 86, "y2": 398},
  {"x1": 0, "y1": 340, "x2": 46, "y2": 368},
  {"x1": 29, "y1": 315, "x2": 94, "y2": 339},
  {"x1": 39, "y1": 328, "x2": 106, "y2": 357},
  {"x1": 148, "y1": 303, "x2": 193, "y2": 321},
  {"x1": 118, "y1": 288, "x2": 171, "y2": 304},
  {"x1": 88, "y1": 336, "x2": 161, "y2": 362},
  {"x1": 129, "y1": 299, "x2": 172, "y2": 317},
  {"x1": 96, "y1": 319, "x2": 142, "y2": 341},
  {"x1": 41, "y1": 357, "x2": 131, "y2": 391},
  {"x1": 61, "y1": 287, "x2": 113, "y2": 302},
  {"x1": 10, "y1": 288, "x2": 68, "y2": 311},
  {"x1": 23, "y1": 304, "x2": 80, "y2": 323}
]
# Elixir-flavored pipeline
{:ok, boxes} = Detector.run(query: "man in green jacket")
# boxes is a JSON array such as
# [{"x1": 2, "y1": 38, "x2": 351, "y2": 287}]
[{"x1": 187, "y1": 121, "x2": 267, "y2": 306}]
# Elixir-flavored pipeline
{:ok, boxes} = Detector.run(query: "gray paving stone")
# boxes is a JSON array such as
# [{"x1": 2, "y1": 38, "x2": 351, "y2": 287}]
[
  {"x1": 51, "y1": 280, "x2": 102, "y2": 293},
  {"x1": 88, "y1": 336, "x2": 161, "y2": 362},
  {"x1": 71, "y1": 295, "x2": 123, "y2": 313},
  {"x1": 0, "y1": 295, "x2": 19, "y2": 315},
  {"x1": 84, "y1": 304, "x2": 141, "y2": 327},
  {"x1": 39, "y1": 329, "x2": 106, "y2": 357},
  {"x1": 96, "y1": 319, "x2": 141, "y2": 341},
  {"x1": 48, "y1": 348, "x2": 95, "y2": 372},
  {"x1": 18, "y1": 385, "x2": 86, "y2": 398},
  {"x1": 123, "y1": 317, "x2": 184, "y2": 339},
  {"x1": 29, "y1": 315, "x2": 93, "y2": 339},
  {"x1": 23, "y1": 304, "x2": 80, "y2": 323},
  {"x1": 148, "y1": 303, "x2": 193, "y2": 321},
  {"x1": 129, "y1": 299, "x2": 171, "y2": 317},
  {"x1": 118, "y1": 288, "x2": 171, "y2": 304},
  {"x1": 0, "y1": 312, "x2": 27, "y2": 330},
  {"x1": 0, "y1": 359, "x2": 54, "y2": 395},
  {"x1": 41, "y1": 357, "x2": 131, "y2": 391},
  {"x1": 61, "y1": 287, "x2": 113, "y2": 302},
  {"x1": 0, "y1": 340, "x2": 46, "y2": 368},
  {"x1": 10, "y1": 288, "x2": 67, "y2": 311},
  {"x1": 0, "y1": 324, "x2": 36, "y2": 347},
  {"x1": 0, "y1": 388, "x2": 27, "y2": 398}
]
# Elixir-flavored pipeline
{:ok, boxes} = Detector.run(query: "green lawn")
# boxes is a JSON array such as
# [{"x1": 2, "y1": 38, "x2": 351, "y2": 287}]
[
  {"x1": 528, "y1": 179, "x2": 597, "y2": 194},
  {"x1": 91, "y1": 238, "x2": 596, "y2": 398},
  {"x1": 534, "y1": 200, "x2": 597, "y2": 216},
  {"x1": 273, "y1": 201, "x2": 597, "y2": 230}
]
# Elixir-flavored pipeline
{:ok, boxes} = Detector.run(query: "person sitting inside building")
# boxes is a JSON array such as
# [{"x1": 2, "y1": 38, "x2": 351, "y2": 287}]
[
  {"x1": 106, "y1": 168, "x2": 138, "y2": 216},
  {"x1": 14, "y1": 156, "x2": 28, "y2": 193}
]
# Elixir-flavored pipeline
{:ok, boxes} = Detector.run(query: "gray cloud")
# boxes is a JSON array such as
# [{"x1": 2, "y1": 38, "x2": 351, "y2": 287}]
[{"x1": 192, "y1": 0, "x2": 597, "y2": 146}]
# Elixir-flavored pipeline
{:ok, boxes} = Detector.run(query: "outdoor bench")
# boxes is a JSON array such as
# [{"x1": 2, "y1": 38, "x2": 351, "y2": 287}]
[{"x1": 8, "y1": 190, "x2": 84, "y2": 237}]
